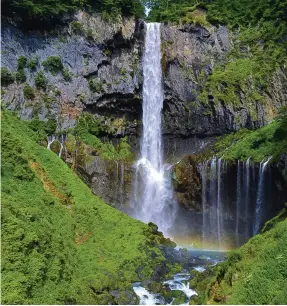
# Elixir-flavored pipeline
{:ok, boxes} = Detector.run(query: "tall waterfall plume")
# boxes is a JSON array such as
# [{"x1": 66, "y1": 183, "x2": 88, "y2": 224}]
[{"x1": 132, "y1": 23, "x2": 176, "y2": 235}]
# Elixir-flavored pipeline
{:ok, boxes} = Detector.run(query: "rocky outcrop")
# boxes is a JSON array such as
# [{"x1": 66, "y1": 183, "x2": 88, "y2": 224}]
[
  {"x1": 173, "y1": 155, "x2": 202, "y2": 211},
  {"x1": 1, "y1": 12, "x2": 144, "y2": 134},
  {"x1": 161, "y1": 21, "x2": 287, "y2": 137},
  {"x1": 77, "y1": 155, "x2": 134, "y2": 210}
]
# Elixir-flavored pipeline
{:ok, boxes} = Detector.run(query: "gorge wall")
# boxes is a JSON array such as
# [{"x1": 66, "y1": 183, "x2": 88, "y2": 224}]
[{"x1": 2, "y1": 12, "x2": 287, "y2": 140}]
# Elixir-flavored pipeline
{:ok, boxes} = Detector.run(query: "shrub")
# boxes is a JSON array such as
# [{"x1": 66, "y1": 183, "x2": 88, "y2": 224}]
[
  {"x1": 23, "y1": 83, "x2": 35, "y2": 99},
  {"x1": 62, "y1": 67, "x2": 72, "y2": 82},
  {"x1": 227, "y1": 250, "x2": 242, "y2": 264},
  {"x1": 15, "y1": 69, "x2": 26, "y2": 83},
  {"x1": 35, "y1": 71, "x2": 47, "y2": 90},
  {"x1": 71, "y1": 21, "x2": 83, "y2": 33},
  {"x1": 42, "y1": 56, "x2": 63, "y2": 75},
  {"x1": 28, "y1": 58, "x2": 38, "y2": 71},
  {"x1": 45, "y1": 119, "x2": 57, "y2": 134},
  {"x1": 1, "y1": 68, "x2": 15, "y2": 86},
  {"x1": 89, "y1": 78, "x2": 104, "y2": 93},
  {"x1": 17, "y1": 56, "x2": 27, "y2": 69}
]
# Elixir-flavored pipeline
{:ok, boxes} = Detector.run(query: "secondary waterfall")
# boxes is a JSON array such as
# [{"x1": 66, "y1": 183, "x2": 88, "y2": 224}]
[
  {"x1": 199, "y1": 156, "x2": 278, "y2": 249},
  {"x1": 254, "y1": 156, "x2": 272, "y2": 234},
  {"x1": 132, "y1": 23, "x2": 176, "y2": 235},
  {"x1": 235, "y1": 160, "x2": 242, "y2": 246},
  {"x1": 47, "y1": 134, "x2": 66, "y2": 157},
  {"x1": 201, "y1": 157, "x2": 226, "y2": 249}
]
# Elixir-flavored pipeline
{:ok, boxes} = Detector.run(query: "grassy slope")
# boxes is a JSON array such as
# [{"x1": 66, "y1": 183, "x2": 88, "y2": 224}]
[
  {"x1": 208, "y1": 111, "x2": 287, "y2": 162},
  {"x1": 1, "y1": 111, "x2": 177, "y2": 304},
  {"x1": 191, "y1": 209, "x2": 287, "y2": 304}
]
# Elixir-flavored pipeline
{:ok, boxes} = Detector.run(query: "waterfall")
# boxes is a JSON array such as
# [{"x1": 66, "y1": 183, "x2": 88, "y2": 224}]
[
  {"x1": 217, "y1": 158, "x2": 223, "y2": 247},
  {"x1": 201, "y1": 157, "x2": 225, "y2": 249},
  {"x1": 132, "y1": 23, "x2": 176, "y2": 235},
  {"x1": 235, "y1": 160, "x2": 242, "y2": 246},
  {"x1": 201, "y1": 161, "x2": 208, "y2": 246},
  {"x1": 113, "y1": 161, "x2": 119, "y2": 203},
  {"x1": 47, "y1": 134, "x2": 66, "y2": 158},
  {"x1": 209, "y1": 157, "x2": 217, "y2": 242},
  {"x1": 254, "y1": 156, "x2": 272, "y2": 234},
  {"x1": 244, "y1": 157, "x2": 251, "y2": 239},
  {"x1": 47, "y1": 135, "x2": 56, "y2": 150},
  {"x1": 119, "y1": 163, "x2": 125, "y2": 206}
]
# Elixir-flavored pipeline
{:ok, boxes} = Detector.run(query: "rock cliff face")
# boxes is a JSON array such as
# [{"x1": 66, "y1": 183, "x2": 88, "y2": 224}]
[
  {"x1": 2, "y1": 12, "x2": 144, "y2": 134},
  {"x1": 77, "y1": 156, "x2": 133, "y2": 210},
  {"x1": 2, "y1": 13, "x2": 286, "y2": 140},
  {"x1": 161, "y1": 22, "x2": 287, "y2": 137}
]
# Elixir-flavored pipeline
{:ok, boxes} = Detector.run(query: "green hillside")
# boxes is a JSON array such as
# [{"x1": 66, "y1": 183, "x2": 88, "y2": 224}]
[
  {"x1": 191, "y1": 208, "x2": 287, "y2": 304},
  {"x1": 1, "y1": 111, "x2": 178, "y2": 304}
]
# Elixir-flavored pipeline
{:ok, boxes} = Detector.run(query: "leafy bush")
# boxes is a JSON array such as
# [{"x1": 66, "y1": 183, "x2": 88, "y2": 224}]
[
  {"x1": 2, "y1": 0, "x2": 88, "y2": 23},
  {"x1": 28, "y1": 118, "x2": 57, "y2": 136},
  {"x1": 74, "y1": 113, "x2": 133, "y2": 160},
  {"x1": 35, "y1": 71, "x2": 47, "y2": 90},
  {"x1": 1, "y1": 68, "x2": 15, "y2": 86},
  {"x1": 23, "y1": 83, "x2": 35, "y2": 99},
  {"x1": 71, "y1": 21, "x2": 83, "y2": 33},
  {"x1": 17, "y1": 56, "x2": 27, "y2": 69},
  {"x1": 88, "y1": 78, "x2": 104, "y2": 93},
  {"x1": 28, "y1": 58, "x2": 38, "y2": 71},
  {"x1": 62, "y1": 67, "x2": 72, "y2": 82},
  {"x1": 42, "y1": 56, "x2": 63, "y2": 75},
  {"x1": 15, "y1": 69, "x2": 26, "y2": 83}
]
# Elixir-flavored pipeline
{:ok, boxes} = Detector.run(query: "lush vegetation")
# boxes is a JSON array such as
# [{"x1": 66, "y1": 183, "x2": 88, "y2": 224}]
[
  {"x1": 210, "y1": 106, "x2": 287, "y2": 162},
  {"x1": 74, "y1": 113, "x2": 134, "y2": 161},
  {"x1": 2, "y1": 110, "x2": 179, "y2": 304},
  {"x1": 146, "y1": 0, "x2": 287, "y2": 34},
  {"x1": 191, "y1": 206, "x2": 287, "y2": 304},
  {"x1": 35, "y1": 71, "x2": 47, "y2": 90},
  {"x1": 1, "y1": 68, "x2": 15, "y2": 86},
  {"x1": 2, "y1": 0, "x2": 145, "y2": 25},
  {"x1": 42, "y1": 56, "x2": 64, "y2": 76},
  {"x1": 23, "y1": 83, "x2": 35, "y2": 100}
]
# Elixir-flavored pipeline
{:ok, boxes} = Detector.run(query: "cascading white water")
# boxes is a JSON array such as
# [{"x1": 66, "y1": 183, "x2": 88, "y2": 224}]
[
  {"x1": 119, "y1": 164, "x2": 125, "y2": 206},
  {"x1": 201, "y1": 161, "x2": 208, "y2": 247},
  {"x1": 244, "y1": 157, "x2": 251, "y2": 239},
  {"x1": 132, "y1": 23, "x2": 176, "y2": 235},
  {"x1": 201, "y1": 157, "x2": 226, "y2": 249},
  {"x1": 133, "y1": 273, "x2": 197, "y2": 305},
  {"x1": 113, "y1": 161, "x2": 119, "y2": 203},
  {"x1": 217, "y1": 158, "x2": 223, "y2": 247},
  {"x1": 47, "y1": 134, "x2": 66, "y2": 157},
  {"x1": 254, "y1": 156, "x2": 272, "y2": 234},
  {"x1": 235, "y1": 160, "x2": 242, "y2": 246}
]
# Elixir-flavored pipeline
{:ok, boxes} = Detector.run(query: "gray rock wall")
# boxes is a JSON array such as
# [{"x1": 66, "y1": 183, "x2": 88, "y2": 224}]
[
  {"x1": 2, "y1": 14, "x2": 286, "y2": 139},
  {"x1": 161, "y1": 23, "x2": 287, "y2": 137},
  {"x1": 2, "y1": 12, "x2": 144, "y2": 133}
]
